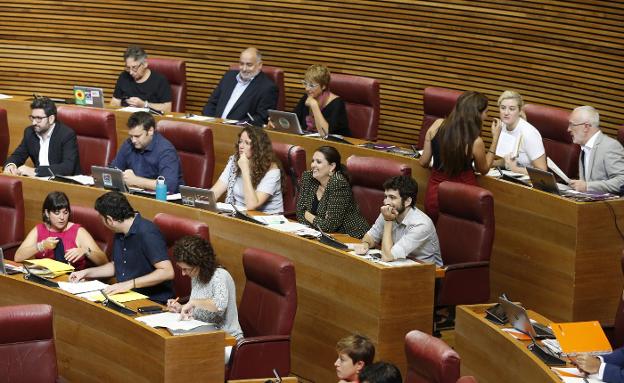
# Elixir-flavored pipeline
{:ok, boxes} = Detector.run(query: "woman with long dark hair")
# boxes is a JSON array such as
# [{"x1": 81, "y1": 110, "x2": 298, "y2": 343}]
[{"x1": 419, "y1": 91, "x2": 501, "y2": 222}]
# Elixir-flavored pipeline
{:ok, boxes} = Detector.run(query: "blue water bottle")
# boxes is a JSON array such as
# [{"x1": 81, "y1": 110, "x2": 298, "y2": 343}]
[{"x1": 155, "y1": 176, "x2": 167, "y2": 201}]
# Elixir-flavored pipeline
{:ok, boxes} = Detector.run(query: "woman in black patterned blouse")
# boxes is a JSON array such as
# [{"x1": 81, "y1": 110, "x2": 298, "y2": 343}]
[{"x1": 296, "y1": 145, "x2": 369, "y2": 238}]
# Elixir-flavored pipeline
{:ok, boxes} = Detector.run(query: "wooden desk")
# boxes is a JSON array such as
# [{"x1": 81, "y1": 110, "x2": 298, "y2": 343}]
[
  {"x1": 0, "y1": 272, "x2": 225, "y2": 382},
  {"x1": 2, "y1": 99, "x2": 623, "y2": 322},
  {"x1": 10, "y1": 175, "x2": 435, "y2": 383},
  {"x1": 455, "y1": 304, "x2": 560, "y2": 383}
]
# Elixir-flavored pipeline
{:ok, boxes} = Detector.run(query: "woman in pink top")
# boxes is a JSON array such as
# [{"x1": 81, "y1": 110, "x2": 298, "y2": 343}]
[{"x1": 15, "y1": 191, "x2": 108, "y2": 270}]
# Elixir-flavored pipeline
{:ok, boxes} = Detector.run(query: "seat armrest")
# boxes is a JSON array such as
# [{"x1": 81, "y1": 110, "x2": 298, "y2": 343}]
[
  {"x1": 236, "y1": 334, "x2": 290, "y2": 347},
  {"x1": 1, "y1": 241, "x2": 22, "y2": 251},
  {"x1": 444, "y1": 261, "x2": 489, "y2": 272},
  {"x1": 228, "y1": 335, "x2": 291, "y2": 380}
]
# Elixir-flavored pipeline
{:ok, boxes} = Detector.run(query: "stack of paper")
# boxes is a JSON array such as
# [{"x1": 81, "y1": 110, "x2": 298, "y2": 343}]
[
  {"x1": 136, "y1": 312, "x2": 208, "y2": 331},
  {"x1": 551, "y1": 367, "x2": 600, "y2": 382},
  {"x1": 58, "y1": 280, "x2": 109, "y2": 295},
  {"x1": 77, "y1": 290, "x2": 147, "y2": 303},
  {"x1": 24, "y1": 258, "x2": 74, "y2": 277}
]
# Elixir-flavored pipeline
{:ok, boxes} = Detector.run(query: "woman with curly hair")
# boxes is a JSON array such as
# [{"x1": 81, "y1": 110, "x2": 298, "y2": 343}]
[
  {"x1": 211, "y1": 126, "x2": 284, "y2": 213},
  {"x1": 167, "y1": 235, "x2": 243, "y2": 360},
  {"x1": 419, "y1": 90, "x2": 502, "y2": 222}
]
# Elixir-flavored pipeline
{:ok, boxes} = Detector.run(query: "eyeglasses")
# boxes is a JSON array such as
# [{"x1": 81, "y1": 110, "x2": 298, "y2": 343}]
[
  {"x1": 125, "y1": 62, "x2": 145, "y2": 72},
  {"x1": 300, "y1": 80, "x2": 320, "y2": 89},
  {"x1": 568, "y1": 121, "x2": 587, "y2": 128},
  {"x1": 29, "y1": 115, "x2": 49, "y2": 122}
]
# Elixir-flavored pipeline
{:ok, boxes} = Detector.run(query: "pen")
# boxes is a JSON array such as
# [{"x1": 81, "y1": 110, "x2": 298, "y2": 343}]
[{"x1": 247, "y1": 112, "x2": 255, "y2": 122}]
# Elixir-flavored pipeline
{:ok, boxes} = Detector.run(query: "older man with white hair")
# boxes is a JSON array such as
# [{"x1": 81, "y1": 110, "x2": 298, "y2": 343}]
[{"x1": 568, "y1": 105, "x2": 624, "y2": 193}]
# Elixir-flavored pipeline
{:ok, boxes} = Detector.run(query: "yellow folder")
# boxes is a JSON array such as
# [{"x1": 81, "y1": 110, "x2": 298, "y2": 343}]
[
  {"x1": 551, "y1": 321, "x2": 612, "y2": 356},
  {"x1": 24, "y1": 258, "x2": 75, "y2": 277}
]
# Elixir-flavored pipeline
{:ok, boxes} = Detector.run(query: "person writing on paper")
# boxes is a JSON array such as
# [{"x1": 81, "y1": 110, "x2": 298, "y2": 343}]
[
  {"x1": 493, "y1": 90, "x2": 546, "y2": 175},
  {"x1": 296, "y1": 146, "x2": 369, "y2": 238},
  {"x1": 290, "y1": 64, "x2": 351, "y2": 137},
  {"x1": 167, "y1": 236, "x2": 243, "y2": 344},
  {"x1": 576, "y1": 349, "x2": 624, "y2": 383},
  {"x1": 15, "y1": 191, "x2": 107, "y2": 270},
  {"x1": 110, "y1": 45, "x2": 172, "y2": 113},
  {"x1": 69, "y1": 192, "x2": 174, "y2": 303},
  {"x1": 567, "y1": 105, "x2": 624, "y2": 193},
  {"x1": 419, "y1": 91, "x2": 501, "y2": 223},
  {"x1": 211, "y1": 126, "x2": 284, "y2": 213},
  {"x1": 110, "y1": 111, "x2": 184, "y2": 193},
  {"x1": 354, "y1": 176, "x2": 441, "y2": 265},
  {"x1": 4, "y1": 96, "x2": 81, "y2": 177}
]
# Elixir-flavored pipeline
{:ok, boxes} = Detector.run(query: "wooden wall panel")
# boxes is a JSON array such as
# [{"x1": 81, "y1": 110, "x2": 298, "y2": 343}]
[{"x1": 0, "y1": 1, "x2": 622, "y2": 145}]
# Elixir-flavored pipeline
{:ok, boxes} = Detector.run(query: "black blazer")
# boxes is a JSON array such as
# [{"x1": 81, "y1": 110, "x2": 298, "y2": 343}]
[
  {"x1": 5, "y1": 121, "x2": 81, "y2": 176},
  {"x1": 202, "y1": 70, "x2": 278, "y2": 125}
]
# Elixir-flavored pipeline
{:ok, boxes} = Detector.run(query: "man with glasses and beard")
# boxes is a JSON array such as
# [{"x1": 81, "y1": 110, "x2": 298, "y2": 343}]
[
  {"x1": 354, "y1": 175, "x2": 442, "y2": 265},
  {"x1": 3, "y1": 96, "x2": 80, "y2": 176},
  {"x1": 110, "y1": 45, "x2": 172, "y2": 113},
  {"x1": 202, "y1": 47, "x2": 277, "y2": 126}
]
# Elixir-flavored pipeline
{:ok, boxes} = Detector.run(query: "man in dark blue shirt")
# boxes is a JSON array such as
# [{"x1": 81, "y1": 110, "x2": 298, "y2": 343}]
[
  {"x1": 110, "y1": 111, "x2": 183, "y2": 193},
  {"x1": 69, "y1": 191, "x2": 174, "y2": 303}
]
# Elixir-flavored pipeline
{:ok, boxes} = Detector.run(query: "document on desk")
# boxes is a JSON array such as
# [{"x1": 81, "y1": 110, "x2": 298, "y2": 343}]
[
  {"x1": 0, "y1": 94, "x2": 12, "y2": 99},
  {"x1": 58, "y1": 280, "x2": 109, "y2": 295},
  {"x1": 181, "y1": 115, "x2": 215, "y2": 122},
  {"x1": 77, "y1": 290, "x2": 148, "y2": 303},
  {"x1": 117, "y1": 106, "x2": 148, "y2": 113},
  {"x1": 551, "y1": 367, "x2": 600, "y2": 382},
  {"x1": 216, "y1": 203, "x2": 246, "y2": 213},
  {"x1": 350, "y1": 250, "x2": 418, "y2": 267},
  {"x1": 136, "y1": 312, "x2": 208, "y2": 331},
  {"x1": 253, "y1": 215, "x2": 289, "y2": 225}
]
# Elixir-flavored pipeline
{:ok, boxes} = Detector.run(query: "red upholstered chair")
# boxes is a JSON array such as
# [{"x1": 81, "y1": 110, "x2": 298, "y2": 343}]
[
  {"x1": 417, "y1": 87, "x2": 462, "y2": 149},
  {"x1": 272, "y1": 142, "x2": 306, "y2": 217},
  {"x1": 405, "y1": 330, "x2": 460, "y2": 383},
  {"x1": 153, "y1": 213, "x2": 210, "y2": 299},
  {"x1": 329, "y1": 73, "x2": 380, "y2": 141},
  {"x1": 230, "y1": 64, "x2": 285, "y2": 111},
  {"x1": 346, "y1": 155, "x2": 412, "y2": 225},
  {"x1": 71, "y1": 205, "x2": 113, "y2": 261},
  {"x1": 57, "y1": 106, "x2": 117, "y2": 175},
  {"x1": 0, "y1": 304, "x2": 59, "y2": 383},
  {"x1": 0, "y1": 108, "x2": 8, "y2": 165},
  {"x1": 147, "y1": 57, "x2": 187, "y2": 112},
  {"x1": 436, "y1": 182, "x2": 494, "y2": 307},
  {"x1": 618, "y1": 126, "x2": 624, "y2": 148},
  {"x1": 524, "y1": 103, "x2": 580, "y2": 178},
  {"x1": 0, "y1": 176, "x2": 24, "y2": 260},
  {"x1": 156, "y1": 120, "x2": 215, "y2": 189},
  {"x1": 227, "y1": 247, "x2": 297, "y2": 380},
  {"x1": 456, "y1": 377, "x2": 478, "y2": 383}
]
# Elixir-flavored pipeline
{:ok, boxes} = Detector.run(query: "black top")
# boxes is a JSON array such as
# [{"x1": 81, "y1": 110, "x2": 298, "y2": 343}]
[
  {"x1": 431, "y1": 134, "x2": 472, "y2": 172},
  {"x1": 293, "y1": 94, "x2": 351, "y2": 137},
  {"x1": 311, "y1": 194, "x2": 320, "y2": 215},
  {"x1": 113, "y1": 70, "x2": 172, "y2": 104}
]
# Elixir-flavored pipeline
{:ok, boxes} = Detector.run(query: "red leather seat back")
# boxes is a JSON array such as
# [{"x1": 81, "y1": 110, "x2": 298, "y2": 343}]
[
  {"x1": 71, "y1": 205, "x2": 113, "y2": 261},
  {"x1": 156, "y1": 120, "x2": 214, "y2": 188},
  {"x1": 0, "y1": 108, "x2": 8, "y2": 165},
  {"x1": 239, "y1": 247, "x2": 297, "y2": 337},
  {"x1": 405, "y1": 330, "x2": 460, "y2": 383},
  {"x1": 437, "y1": 182, "x2": 494, "y2": 266},
  {"x1": 0, "y1": 304, "x2": 58, "y2": 383},
  {"x1": 153, "y1": 213, "x2": 210, "y2": 298},
  {"x1": 329, "y1": 73, "x2": 380, "y2": 141},
  {"x1": 272, "y1": 142, "x2": 306, "y2": 217},
  {"x1": 346, "y1": 155, "x2": 411, "y2": 225},
  {"x1": 618, "y1": 127, "x2": 624, "y2": 148},
  {"x1": 230, "y1": 64, "x2": 285, "y2": 111},
  {"x1": 418, "y1": 87, "x2": 462, "y2": 149},
  {"x1": 57, "y1": 106, "x2": 117, "y2": 175},
  {"x1": 147, "y1": 57, "x2": 187, "y2": 113},
  {"x1": 524, "y1": 103, "x2": 580, "y2": 178},
  {"x1": 0, "y1": 176, "x2": 24, "y2": 260}
]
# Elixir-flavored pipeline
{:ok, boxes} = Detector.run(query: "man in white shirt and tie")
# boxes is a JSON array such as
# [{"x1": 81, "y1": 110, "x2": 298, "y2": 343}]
[
  {"x1": 202, "y1": 47, "x2": 278, "y2": 126},
  {"x1": 568, "y1": 105, "x2": 624, "y2": 194}
]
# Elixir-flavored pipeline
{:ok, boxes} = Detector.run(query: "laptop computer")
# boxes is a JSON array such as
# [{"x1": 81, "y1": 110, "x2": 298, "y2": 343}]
[
  {"x1": 180, "y1": 185, "x2": 218, "y2": 212},
  {"x1": 92, "y1": 166, "x2": 129, "y2": 193},
  {"x1": 268, "y1": 110, "x2": 305, "y2": 135},
  {"x1": 526, "y1": 166, "x2": 572, "y2": 195},
  {"x1": 498, "y1": 296, "x2": 554, "y2": 340},
  {"x1": 73, "y1": 86, "x2": 105, "y2": 108}
]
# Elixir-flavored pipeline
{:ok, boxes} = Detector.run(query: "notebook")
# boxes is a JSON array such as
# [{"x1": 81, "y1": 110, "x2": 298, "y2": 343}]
[
  {"x1": 551, "y1": 321, "x2": 612, "y2": 356},
  {"x1": 179, "y1": 185, "x2": 218, "y2": 212},
  {"x1": 73, "y1": 86, "x2": 105, "y2": 108},
  {"x1": 269, "y1": 110, "x2": 305, "y2": 135},
  {"x1": 92, "y1": 166, "x2": 129, "y2": 193}
]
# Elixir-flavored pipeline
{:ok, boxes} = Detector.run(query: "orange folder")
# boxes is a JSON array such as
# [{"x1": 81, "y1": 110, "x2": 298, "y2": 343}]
[{"x1": 551, "y1": 321, "x2": 612, "y2": 356}]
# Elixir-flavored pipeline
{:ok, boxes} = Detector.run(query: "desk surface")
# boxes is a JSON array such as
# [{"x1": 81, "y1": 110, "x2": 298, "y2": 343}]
[
  {"x1": 455, "y1": 304, "x2": 561, "y2": 383},
  {"x1": 0, "y1": 272, "x2": 226, "y2": 383}
]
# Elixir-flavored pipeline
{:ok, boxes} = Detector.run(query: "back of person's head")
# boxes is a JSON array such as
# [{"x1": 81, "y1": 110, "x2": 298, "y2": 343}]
[
  {"x1": 127, "y1": 111, "x2": 156, "y2": 131},
  {"x1": 359, "y1": 362, "x2": 402, "y2": 383},
  {"x1": 316, "y1": 145, "x2": 351, "y2": 183},
  {"x1": 42, "y1": 191, "x2": 71, "y2": 224},
  {"x1": 235, "y1": 126, "x2": 280, "y2": 188},
  {"x1": 304, "y1": 64, "x2": 331, "y2": 89},
  {"x1": 382, "y1": 175, "x2": 418, "y2": 208},
  {"x1": 336, "y1": 334, "x2": 376, "y2": 367},
  {"x1": 172, "y1": 235, "x2": 218, "y2": 284},
  {"x1": 30, "y1": 96, "x2": 57, "y2": 117},
  {"x1": 124, "y1": 45, "x2": 147, "y2": 62},
  {"x1": 438, "y1": 90, "x2": 489, "y2": 177},
  {"x1": 94, "y1": 191, "x2": 135, "y2": 221}
]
